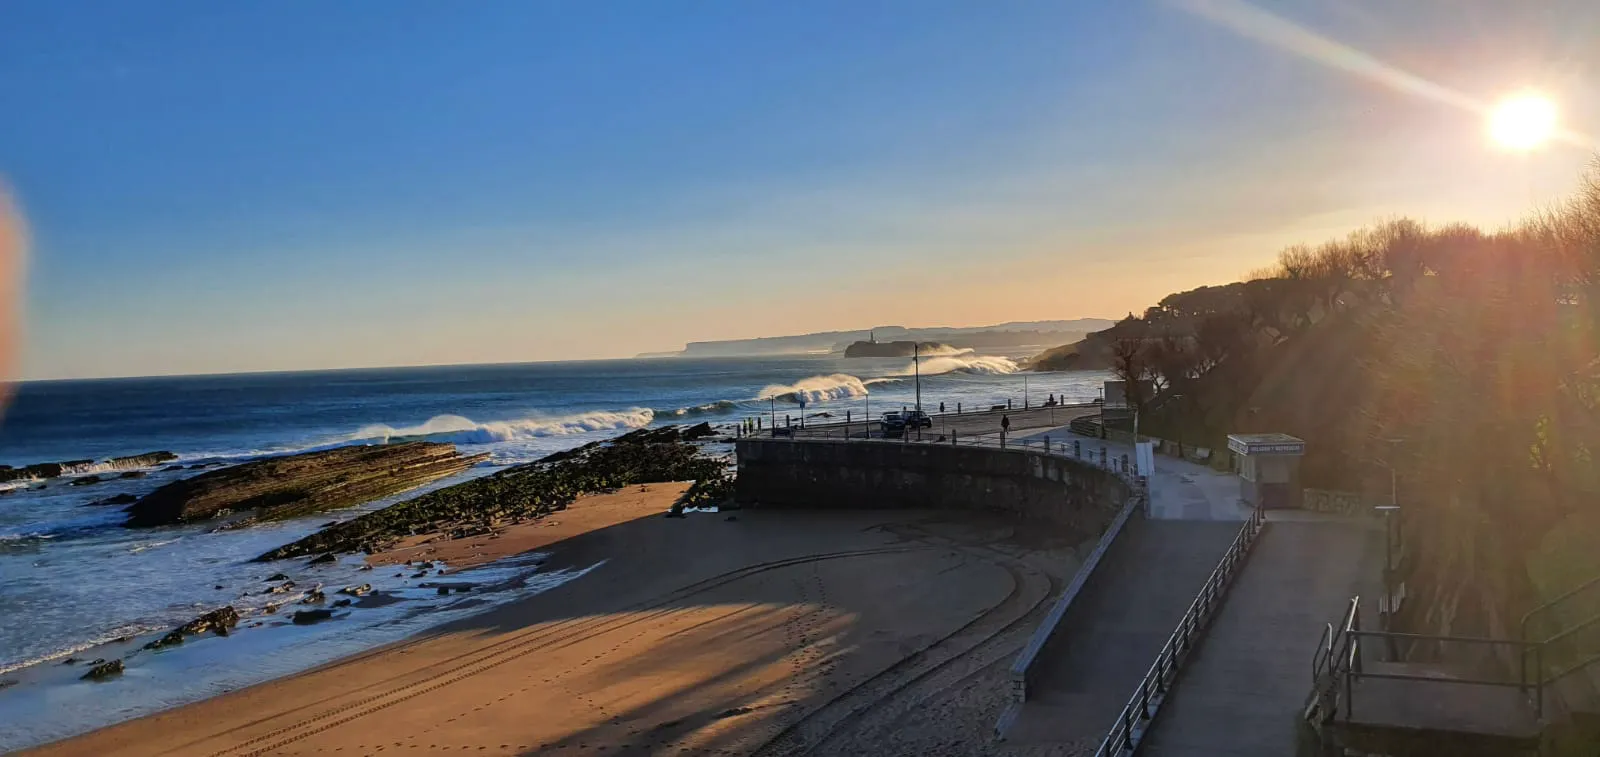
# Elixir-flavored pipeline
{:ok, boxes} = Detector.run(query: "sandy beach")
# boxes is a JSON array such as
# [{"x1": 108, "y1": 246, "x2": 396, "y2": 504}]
[{"x1": 23, "y1": 482, "x2": 1092, "y2": 757}]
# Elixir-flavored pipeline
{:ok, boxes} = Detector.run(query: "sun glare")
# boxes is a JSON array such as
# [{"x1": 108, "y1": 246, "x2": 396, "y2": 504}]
[{"x1": 1489, "y1": 93, "x2": 1557, "y2": 150}]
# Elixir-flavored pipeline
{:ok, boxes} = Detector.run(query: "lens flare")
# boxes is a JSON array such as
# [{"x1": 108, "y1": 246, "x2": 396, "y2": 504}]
[{"x1": 1488, "y1": 93, "x2": 1557, "y2": 150}]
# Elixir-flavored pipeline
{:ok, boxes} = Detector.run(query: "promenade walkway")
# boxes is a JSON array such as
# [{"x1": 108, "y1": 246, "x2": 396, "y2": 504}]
[
  {"x1": 1139, "y1": 514, "x2": 1382, "y2": 756},
  {"x1": 1002, "y1": 427, "x2": 1251, "y2": 750}
]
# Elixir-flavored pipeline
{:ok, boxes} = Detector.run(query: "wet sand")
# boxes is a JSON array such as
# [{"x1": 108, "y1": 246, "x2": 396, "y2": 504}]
[
  {"x1": 25, "y1": 490, "x2": 1092, "y2": 757},
  {"x1": 367, "y1": 481, "x2": 696, "y2": 572}
]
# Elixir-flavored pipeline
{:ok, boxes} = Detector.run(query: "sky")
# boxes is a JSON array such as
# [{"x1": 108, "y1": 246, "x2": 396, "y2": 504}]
[{"x1": 3, "y1": 0, "x2": 1599, "y2": 380}]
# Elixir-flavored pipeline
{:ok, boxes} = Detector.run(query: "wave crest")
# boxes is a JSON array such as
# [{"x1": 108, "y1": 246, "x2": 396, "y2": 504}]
[
  {"x1": 658, "y1": 400, "x2": 739, "y2": 417},
  {"x1": 757, "y1": 374, "x2": 872, "y2": 404},
  {"x1": 349, "y1": 408, "x2": 656, "y2": 445},
  {"x1": 890, "y1": 355, "x2": 1018, "y2": 377}
]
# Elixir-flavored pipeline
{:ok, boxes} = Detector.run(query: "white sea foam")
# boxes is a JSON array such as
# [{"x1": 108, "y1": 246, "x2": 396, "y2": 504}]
[
  {"x1": 659, "y1": 400, "x2": 740, "y2": 417},
  {"x1": 757, "y1": 374, "x2": 898, "y2": 404},
  {"x1": 348, "y1": 408, "x2": 656, "y2": 446},
  {"x1": 890, "y1": 354, "x2": 1019, "y2": 377}
]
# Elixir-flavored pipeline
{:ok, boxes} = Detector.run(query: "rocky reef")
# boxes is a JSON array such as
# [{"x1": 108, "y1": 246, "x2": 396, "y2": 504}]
[
  {"x1": 842, "y1": 340, "x2": 953, "y2": 358},
  {"x1": 257, "y1": 426, "x2": 731, "y2": 561},
  {"x1": 0, "y1": 450, "x2": 177, "y2": 485},
  {"x1": 124, "y1": 442, "x2": 488, "y2": 528}
]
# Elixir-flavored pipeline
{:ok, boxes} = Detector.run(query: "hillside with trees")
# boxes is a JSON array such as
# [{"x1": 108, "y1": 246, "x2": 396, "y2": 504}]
[{"x1": 1032, "y1": 159, "x2": 1600, "y2": 644}]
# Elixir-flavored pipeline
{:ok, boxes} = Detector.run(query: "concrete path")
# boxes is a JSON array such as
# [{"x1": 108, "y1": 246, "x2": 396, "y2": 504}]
[
  {"x1": 1015, "y1": 427, "x2": 1250, "y2": 522},
  {"x1": 1003, "y1": 516, "x2": 1242, "y2": 750},
  {"x1": 1139, "y1": 513, "x2": 1384, "y2": 757}
]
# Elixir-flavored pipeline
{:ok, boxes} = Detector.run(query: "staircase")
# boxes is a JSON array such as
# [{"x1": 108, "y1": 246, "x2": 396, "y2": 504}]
[{"x1": 1302, "y1": 570, "x2": 1600, "y2": 756}]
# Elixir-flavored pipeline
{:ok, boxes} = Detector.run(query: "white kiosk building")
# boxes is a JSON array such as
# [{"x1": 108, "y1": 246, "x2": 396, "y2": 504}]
[{"x1": 1227, "y1": 433, "x2": 1306, "y2": 509}]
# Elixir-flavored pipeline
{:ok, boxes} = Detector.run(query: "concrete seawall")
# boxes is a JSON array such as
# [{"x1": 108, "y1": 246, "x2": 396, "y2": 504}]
[{"x1": 734, "y1": 438, "x2": 1130, "y2": 532}]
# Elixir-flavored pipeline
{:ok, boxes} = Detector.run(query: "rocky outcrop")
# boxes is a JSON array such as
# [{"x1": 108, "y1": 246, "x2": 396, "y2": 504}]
[
  {"x1": 80, "y1": 659, "x2": 123, "y2": 681},
  {"x1": 85, "y1": 493, "x2": 139, "y2": 507},
  {"x1": 144, "y1": 606, "x2": 241, "y2": 650},
  {"x1": 0, "y1": 451, "x2": 177, "y2": 485},
  {"x1": 124, "y1": 443, "x2": 487, "y2": 528},
  {"x1": 258, "y1": 426, "x2": 728, "y2": 561},
  {"x1": 842, "y1": 340, "x2": 952, "y2": 358}
]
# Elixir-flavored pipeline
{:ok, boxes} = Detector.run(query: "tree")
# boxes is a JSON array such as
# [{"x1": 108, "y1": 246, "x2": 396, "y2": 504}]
[{"x1": 1111, "y1": 337, "x2": 1152, "y2": 411}]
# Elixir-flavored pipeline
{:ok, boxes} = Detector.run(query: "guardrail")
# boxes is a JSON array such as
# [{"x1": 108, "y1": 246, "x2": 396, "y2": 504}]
[{"x1": 1091, "y1": 504, "x2": 1267, "y2": 757}]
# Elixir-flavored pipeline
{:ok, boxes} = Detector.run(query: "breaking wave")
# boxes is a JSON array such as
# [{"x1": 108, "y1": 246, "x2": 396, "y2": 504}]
[
  {"x1": 757, "y1": 374, "x2": 896, "y2": 404},
  {"x1": 889, "y1": 355, "x2": 1019, "y2": 377},
  {"x1": 348, "y1": 408, "x2": 656, "y2": 445},
  {"x1": 658, "y1": 400, "x2": 740, "y2": 417}
]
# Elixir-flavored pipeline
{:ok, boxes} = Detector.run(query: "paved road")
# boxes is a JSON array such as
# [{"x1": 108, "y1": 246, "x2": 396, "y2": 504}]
[
  {"x1": 1004, "y1": 516, "x2": 1242, "y2": 750},
  {"x1": 1139, "y1": 514, "x2": 1383, "y2": 757}
]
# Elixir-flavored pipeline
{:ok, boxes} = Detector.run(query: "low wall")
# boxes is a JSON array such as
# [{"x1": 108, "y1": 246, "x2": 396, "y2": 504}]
[{"x1": 734, "y1": 438, "x2": 1130, "y2": 533}]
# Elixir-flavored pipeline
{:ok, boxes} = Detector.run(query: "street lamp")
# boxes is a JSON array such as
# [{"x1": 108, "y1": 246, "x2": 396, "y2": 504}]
[{"x1": 1374, "y1": 437, "x2": 1405, "y2": 634}]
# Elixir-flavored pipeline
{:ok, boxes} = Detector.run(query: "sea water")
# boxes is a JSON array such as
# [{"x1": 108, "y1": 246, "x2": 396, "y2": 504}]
[{"x1": 0, "y1": 353, "x2": 1108, "y2": 749}]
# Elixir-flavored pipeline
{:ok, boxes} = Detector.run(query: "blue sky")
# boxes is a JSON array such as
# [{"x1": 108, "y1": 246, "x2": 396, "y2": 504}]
[{"x1": 3, "y1": 0, "x2": 1598, "y2": 379}]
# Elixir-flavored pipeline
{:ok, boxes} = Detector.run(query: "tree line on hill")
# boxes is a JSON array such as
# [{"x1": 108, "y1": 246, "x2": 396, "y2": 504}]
[{"x1": 1034, "y1": 158, "x2": 1600, "y2": 642}]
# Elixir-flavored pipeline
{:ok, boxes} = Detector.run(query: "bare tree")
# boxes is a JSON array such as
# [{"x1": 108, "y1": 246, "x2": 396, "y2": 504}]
[{"x1": 1111, "y1": 337, "x2": 1152, "y2": 411}]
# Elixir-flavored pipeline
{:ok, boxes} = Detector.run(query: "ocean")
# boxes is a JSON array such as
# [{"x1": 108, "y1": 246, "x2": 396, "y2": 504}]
[{"x1": 0, "y1": 352, "x2": 1108, "y2": 750}]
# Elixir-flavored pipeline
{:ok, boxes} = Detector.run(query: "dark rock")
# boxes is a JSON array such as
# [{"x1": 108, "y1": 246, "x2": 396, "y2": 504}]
[
  {"x1": 437, "y1": 586, "x2": 451, "y2": 595},
  {"x1": 123, "y1": 443, "x2": 487, "y2": 528},
  {"x1": 266, "y1": 573, "x2": 290, "y2": 582},
  {"x1": 359, "y1": 564, "x2": 373, "y2": 572},
  {"x1": 69, "y1": 475, "x2": 105, "y2": 486},
  {"x1": 214, "y1": 584, "x2": 224, "y2": 590},
  {"x1": 332, "y1": 598, "x2": 353, "y2": 608},
  {"x1": 144, "y1": 630, "x2": 185, "y2": 650},
  {"x1": 104, "y1": 451, "x2": 178, "y2": 469},
  {"x1": 163, "y1": 465, "x2": 187, "y2": 472},
  {"x1": 268, "y1": 581, "x2": 295, "y2": 594},
  {"x1": 682, "y1": 422, "x2": 716, "y2": 441},
  {"x1": 0, "y1": 679, "x2": 14, "y2": 691},
  {"x1": 80, "y1": 659, "x2": 123, "y2": 681},
  {"x1": 61, "y1": 657, "x2": 78, "y2": 665},
  {"x1": 291, "y1": 609, "x2": 333, "y2": 625},
  {"x1": 340, "y1": 583, "x2": 372, "y2": 597},
  {"x1": 410, "y1": 571, "x2": 427, "y2": 579},
  {"x1": 85, "y1": 493, "x2": 139, "y2": 507},
  {"x1": 302, "y1": 590, "x2": 325, "y2": 604},
  {"x1": 118, "y1": 470, "x2": 147, "y2": 479},
  {"x1": 308, "y1": 553, "x2": 336, "y2": 566},
  {"x1": 263, "y1": 604, "x2": 278, "y2": 614},
  {"x1": 258, "y1": 429, "x2": 728, "y2": 561},
  {"x1": 145, "y1": 606, "x2": 240, "y2": 649}
]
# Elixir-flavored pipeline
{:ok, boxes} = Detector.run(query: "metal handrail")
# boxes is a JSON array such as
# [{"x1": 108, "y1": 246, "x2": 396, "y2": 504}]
[
  {"x1": 1323, "y1": 611, "x2": 1550, "y2": 721},
  {"x1": 1522, "y1": 571, "x2": 1600, "y2": 642},
  {"x1": 1091, "y1": 504, "x2": 1267, "y2": 757}
]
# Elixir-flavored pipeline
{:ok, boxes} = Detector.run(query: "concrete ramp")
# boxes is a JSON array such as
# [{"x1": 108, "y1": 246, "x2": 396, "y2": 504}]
[
  {"x1": 1004, "y1": 517, "x2": 1241, "y2": 747},
  {"x1": 1139, "y1": 515, "x2": 1383, "y2": 756}
]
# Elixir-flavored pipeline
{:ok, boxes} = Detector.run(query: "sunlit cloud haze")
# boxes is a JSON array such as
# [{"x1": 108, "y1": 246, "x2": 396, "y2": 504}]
[{"x1": 2, "y1": 0, "x2": 1598, "y2": 379}]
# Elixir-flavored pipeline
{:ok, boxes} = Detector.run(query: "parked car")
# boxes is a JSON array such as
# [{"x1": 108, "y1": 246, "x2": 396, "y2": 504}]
[
  {"x1": 903, "y1": 409, "x2": 933, "y2": 429},
  {"x1": 880, "y1": 411, "x2": 906, "y2": 436}
]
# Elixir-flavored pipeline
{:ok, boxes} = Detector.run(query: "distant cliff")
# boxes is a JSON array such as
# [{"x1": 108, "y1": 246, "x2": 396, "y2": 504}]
[
  {"x1": 842, "y1": 341, "x2": 952, "y2": 358},
  {"x1": 649, "y1": 319, "x2": 1115, "y2": 358}
]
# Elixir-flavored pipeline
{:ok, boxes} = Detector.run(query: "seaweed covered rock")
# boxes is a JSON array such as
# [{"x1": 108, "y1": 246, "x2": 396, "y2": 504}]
[
  {"x1": 259, "y1": 426, "x2": 726, "y2": 561},
  {"x1": 124, "y1": 443, "x2": 488, "y2": 527},
  {"x1": 143, "y1": 606, "x2": 240, "y2": 649},
  {"x1": 81, "y1": 659, "x2": 123, "y2": 681}
]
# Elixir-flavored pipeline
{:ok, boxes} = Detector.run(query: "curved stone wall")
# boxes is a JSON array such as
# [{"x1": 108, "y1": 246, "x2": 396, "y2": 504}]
[{"x1": 733, "y1": 438, "x2": 1129, "y2": 532}]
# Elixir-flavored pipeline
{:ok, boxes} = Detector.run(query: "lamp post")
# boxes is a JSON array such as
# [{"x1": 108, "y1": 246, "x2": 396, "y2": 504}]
[{"x1": 1374, "y1": 437, "x2": 1405, "y2": 636}]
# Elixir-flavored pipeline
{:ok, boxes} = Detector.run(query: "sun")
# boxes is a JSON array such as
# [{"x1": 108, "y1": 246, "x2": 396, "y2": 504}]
[{"x1": 1489, "y1": 93, "x2": 1557, "y2": 150}]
